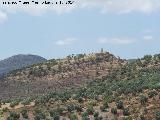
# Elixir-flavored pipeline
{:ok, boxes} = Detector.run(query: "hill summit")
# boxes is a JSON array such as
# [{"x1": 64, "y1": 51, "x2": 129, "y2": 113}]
[{"x1": 1, "y1": 51, "x2": 125, "y2": 99}]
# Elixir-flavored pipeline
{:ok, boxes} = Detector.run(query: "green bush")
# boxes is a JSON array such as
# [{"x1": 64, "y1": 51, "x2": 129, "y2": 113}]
[
  {"x1": 49, "y1": 110, "x2": 58, "y2": 117},
  {"x1": 82, "y1": 116, "x2": 89, "y2": 120},
  {"x1": 82, "y1": 112, "x2": 89, "y2": 120},
  {"x1": 21, "y1": 98, "x2": 32, "y2": 105},
  {"x1": 35, "y1": 95, "x2": 49, "y2": 105},
  {"x1": 10, "y1": 101, "x2": 19, "y2": 108},
  {"x1": 148, "y1": 91, "x2": 158, "y2": 98},
  {"x1": 56, "y1": 107, "x2": 65, "y2": 115},
  {"x1": 123, "y1": 108, "x2": 130, "y2": 116},
  {"x1": 70, "y1": 113, "x2": 78, "y2": 120},
  {"x1": 116, "y1": 100, "x2": 124, "y2": 109},
  {"x1": 140, "y1": 95, "x2": 148, "y2": 105},
  {"x1": 7, "y1": 112, "x2": 20, "y2": 120},
  {"x1": 67, "y1": 104, "x2": 75, "y2": 112},
  {"x1": 49, "y1": 109, "x2": 60, "y2": 120},
  {"x1": 82, "y1": 112, "x2": 88, "y2": 118},
  {"x1": 2, "y1": 107, "x2": 9, "y2": 112},
  {"x1": 103, "y1": 101, "x2": 109, "y2": 108},
  {"x1": 78, "y1": 97, "x2": 84, "y2": 103},
  {"x1": 88, "y1": 100, "x2": 97, "y2": 106},
  {"x1": 34, "y1": 109, "x2": 46, "y2": 120},
  {"x1": 53, "y1": 114, "x2": 60, "y2": 120},
  {"x1": 75, "y1": 105, "x2": 83, "y2": 112},
  {"x1": 94, "y1": 112, "x2": 99, "y2": 117},
  {"x1": 104, "y1": 96, "x2": 114, "y2": 103},
  {"x1": 86, "y1": 106, "x2": 94, "y2": 115},
  {"x1": 100, "y1": 101, "x2": 109, "y2": 112},
  {"x1": 123, "y1": 116, "x2": 133, "y2": 120},
  {"x1": 140, "y1": 114, "x2": 145, "y2": 120},
  {"x1": 0, "y1": 109, "x2": 3, "y2": 118},
  {"x1": 111, "y1": 108, "x2": 117, "y2": 115},
  {"x1": 0, "y1": 107, "x2": 8, "y2": 117},
  {"x1": 21, "y1": 109, "x2": 28, "y2": 119},
  {"x1": 156, "y1": 112, "x2": 160, "y2": 120}
]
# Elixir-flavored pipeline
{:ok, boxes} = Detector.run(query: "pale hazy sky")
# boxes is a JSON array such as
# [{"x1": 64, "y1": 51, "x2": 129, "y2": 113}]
[{"x1": 0, "y1": 0, "x2": 160, "y2": 60}]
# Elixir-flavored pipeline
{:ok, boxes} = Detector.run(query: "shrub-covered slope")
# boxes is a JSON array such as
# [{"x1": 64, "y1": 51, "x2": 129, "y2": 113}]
[
  {"x1": 0, "y1": 51, "x2": 125, "y2": 99},
  {"x1": 1, "y1": 54, "x2": 160, "y2": 120}
]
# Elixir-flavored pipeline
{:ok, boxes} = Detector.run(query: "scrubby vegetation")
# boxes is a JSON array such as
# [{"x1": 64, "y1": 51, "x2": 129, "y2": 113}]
[{"x1": 0, "y1": 52, "x2": 160, "y2": 119}]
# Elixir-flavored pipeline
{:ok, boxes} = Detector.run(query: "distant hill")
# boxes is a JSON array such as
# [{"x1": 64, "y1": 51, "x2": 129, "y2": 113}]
[
  {"x1": 127, "y1": 59, "x2": 137, "y2": 63},
  {"x1": 0, "y1": 54, "x2": 47, "y2": 78}
]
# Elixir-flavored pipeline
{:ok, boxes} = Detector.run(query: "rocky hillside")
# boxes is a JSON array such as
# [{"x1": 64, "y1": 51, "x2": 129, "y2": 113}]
[
  {"x1": 0, "y1": 54, "x2": 46, "y2": 78},
  {"x1": 1, "y1": 51, "x2": 126, "y2": 99},
  {"x1": 0, "y1": 54, "x2": 160, "y2": 120}
]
